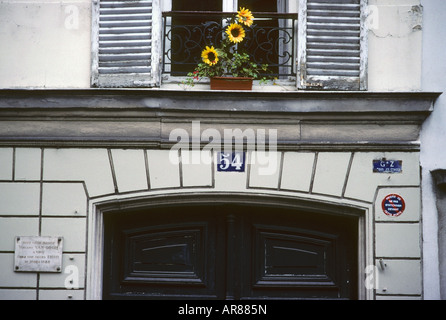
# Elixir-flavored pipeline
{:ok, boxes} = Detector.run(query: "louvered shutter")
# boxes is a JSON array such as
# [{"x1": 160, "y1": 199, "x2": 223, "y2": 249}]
[
  {"x1": 298, "y1": 0, "x2": 367, "y2": 90},
  {"x1": 91, "y1": 0, "x2": 161, "y2": 87}
]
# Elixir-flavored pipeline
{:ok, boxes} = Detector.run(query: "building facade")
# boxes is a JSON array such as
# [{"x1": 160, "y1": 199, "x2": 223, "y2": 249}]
[{"x1": 0, "y1": 0, "x2": 444, "y2": 300}]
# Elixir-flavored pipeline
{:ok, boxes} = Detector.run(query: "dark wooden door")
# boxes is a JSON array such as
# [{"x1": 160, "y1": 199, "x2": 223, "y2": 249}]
[{"x1": 103, "y1": 204, "x2": 358, "y2": 299}]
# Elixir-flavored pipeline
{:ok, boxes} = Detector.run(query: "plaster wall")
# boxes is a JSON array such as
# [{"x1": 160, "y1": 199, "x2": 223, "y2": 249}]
[
  {"x1": 0, "y1": 148, "x2": 423, "y2": 299},
  {"x1": 0, "y1": 0, "x2": 424, "y2": 91},
  {"x1": 419, "y1": 0, "x2": 446, "y2": 300},
  {"x1": 0, "y1": 0, "x2": 91, "y2": 88},
  {"x1": 368, "y1": 0, "x2": 423, "y2": 91}
]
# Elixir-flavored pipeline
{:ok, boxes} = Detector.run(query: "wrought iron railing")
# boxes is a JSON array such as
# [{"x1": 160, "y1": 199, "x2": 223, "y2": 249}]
[{"x1": 162, "y1": 11, "x2": 298, "y2": 78}]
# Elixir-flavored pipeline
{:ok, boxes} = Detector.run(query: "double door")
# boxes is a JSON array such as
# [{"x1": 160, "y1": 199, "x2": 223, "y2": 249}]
[{"x1": 103, "y1": 204, "x2": 358, "y2": 299}]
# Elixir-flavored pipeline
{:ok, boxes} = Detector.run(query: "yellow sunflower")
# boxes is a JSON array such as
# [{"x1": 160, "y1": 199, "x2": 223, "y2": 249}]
[
  {"x1": 201, "y1": 46, "x2": 219, "y2": 66},
  {"x1": 225, "y1": 23, "x2": 246, "y2": 43},
  {"x1": 237, "y1": 7, "x2": 254, "y2": 27}
]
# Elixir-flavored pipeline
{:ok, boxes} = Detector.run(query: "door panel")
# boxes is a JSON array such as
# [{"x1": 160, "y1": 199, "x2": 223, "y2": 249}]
[
  {"x1": 123, "y1": 224, "x2": 207, "y2": 285},
  {"x1": 254, "y1": 227, "x2": 337, "y2": 285},
  {"x1": 240, "y1": 208, "x2": 357, "y2": 299},
  {"x1": 103, "y1": 209, "x2": 226, "y2": 299},
  {"x1": 103, "y1": 204, "x2": 358, "y2": 300}
]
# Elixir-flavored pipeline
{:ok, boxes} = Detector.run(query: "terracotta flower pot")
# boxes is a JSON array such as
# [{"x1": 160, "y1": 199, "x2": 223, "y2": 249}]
[{"x1": 210, "y1": 76, "x2": 253, "y2": 90}]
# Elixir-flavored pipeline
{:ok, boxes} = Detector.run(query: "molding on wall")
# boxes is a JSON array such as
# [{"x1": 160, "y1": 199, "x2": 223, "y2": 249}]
[{"x1": 0, "y1": 89, "x2": 441, "y2": 151}]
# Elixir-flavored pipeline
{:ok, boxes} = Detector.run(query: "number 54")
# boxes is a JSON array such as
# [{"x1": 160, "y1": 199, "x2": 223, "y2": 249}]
[{"x1": 218, "y1": 152, "x2": 245, "y2": 172}]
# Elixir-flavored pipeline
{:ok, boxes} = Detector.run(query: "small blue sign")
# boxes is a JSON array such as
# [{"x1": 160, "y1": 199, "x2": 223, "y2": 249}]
[
  {"x1": 217, "y1": 152, "x2": 245, "y2": 172},
  {"x1": 373, "y1": 160, "x2": 402, "y2": 173}
]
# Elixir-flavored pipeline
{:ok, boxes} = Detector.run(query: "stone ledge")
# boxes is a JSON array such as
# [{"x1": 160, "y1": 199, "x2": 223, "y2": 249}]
[
  {"x1": 0, "y1": 89, "x2": 441, "y2": 150},
  {"x1": 0, "y1": 88, "x2": 440, "y2": 112}
]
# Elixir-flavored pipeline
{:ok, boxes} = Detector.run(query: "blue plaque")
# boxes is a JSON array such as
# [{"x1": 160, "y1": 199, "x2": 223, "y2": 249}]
[
  {"x1": 217, "y1": 152, "x2": 245, "y2": 172},
  {"x1": 373, "y1": 160, "x2": 402, "y2": 173}
]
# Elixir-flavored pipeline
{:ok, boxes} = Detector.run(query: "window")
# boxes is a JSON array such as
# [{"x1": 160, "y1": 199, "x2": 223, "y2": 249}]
[
  {"x1": 162, "y1": 0, "x2": 296, "y2": 78},
  {"x1": 167, "y1": 1, "x2": 223, "y2": 76},
  {"x1": 91, "y1": 0, "x2": 367, "y2": 90}
]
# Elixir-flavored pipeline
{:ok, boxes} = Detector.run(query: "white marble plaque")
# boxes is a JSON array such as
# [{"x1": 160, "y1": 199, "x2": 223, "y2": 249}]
[{"x1": 14, "y1": 236, "x2": 63, "y2": 272}]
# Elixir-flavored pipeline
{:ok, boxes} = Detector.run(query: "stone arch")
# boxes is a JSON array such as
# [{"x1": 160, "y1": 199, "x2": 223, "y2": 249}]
[{"x1": 86, "y1": 190, "x2": 371, "y2": 300}]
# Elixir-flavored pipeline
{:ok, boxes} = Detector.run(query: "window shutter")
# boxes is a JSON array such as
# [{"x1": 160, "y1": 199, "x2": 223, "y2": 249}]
[
  {"x1": 91, "y1": 0, "x2": 161, "y2": 88},
  {"x1": 298, "y1": 0, "x2": 367, "y2": 90}
]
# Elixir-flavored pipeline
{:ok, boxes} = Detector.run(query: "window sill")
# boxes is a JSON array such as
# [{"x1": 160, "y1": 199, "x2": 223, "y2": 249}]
[
  {"x1": 0, "y1": 88, "x2": 439, "y2": 115},
  {"x1": 160, "y1": 77, "x2": 297, "y2": 92}
]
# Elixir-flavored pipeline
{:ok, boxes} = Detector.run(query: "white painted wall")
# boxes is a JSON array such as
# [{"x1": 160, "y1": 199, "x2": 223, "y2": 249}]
[
  {"x1": 368, "y1": 0, "x2": 423, "y2": 91},
  {"x1": 0, "y1": 0, "x2": 91, "y2": 88},
  {"x1": 419, "y1": 0, "x2": 446, "y2": 301},
  {"x1": 0, "y1": 148, "x2": 424, "y2": 299},
  {"x1": 0, "y1": 0, "x2": 425, "y2": 91}
]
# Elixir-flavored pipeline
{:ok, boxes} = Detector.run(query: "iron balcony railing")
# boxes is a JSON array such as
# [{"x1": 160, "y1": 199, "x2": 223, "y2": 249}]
[{"x1": 162, "y1": 11, "x2": 298, "y2": 79}]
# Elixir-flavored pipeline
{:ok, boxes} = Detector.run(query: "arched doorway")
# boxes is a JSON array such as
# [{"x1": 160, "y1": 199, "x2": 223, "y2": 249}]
[{"x1": 102, "y1": 201, "x2": 359, "y2": 300}]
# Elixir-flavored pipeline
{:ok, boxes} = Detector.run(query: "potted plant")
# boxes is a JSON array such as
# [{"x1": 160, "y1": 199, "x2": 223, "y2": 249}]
[{"x1": 182, "y1": 8, "x2": 270, "y2": 90}]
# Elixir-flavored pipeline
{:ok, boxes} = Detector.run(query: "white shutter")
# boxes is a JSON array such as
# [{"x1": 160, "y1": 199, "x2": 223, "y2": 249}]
[
  {"x1": 298, "y1": 0, "x2": 367, "y2": 90},
  {"x1": 91, "y1": 0, "x2": 161, "y2": 87}
]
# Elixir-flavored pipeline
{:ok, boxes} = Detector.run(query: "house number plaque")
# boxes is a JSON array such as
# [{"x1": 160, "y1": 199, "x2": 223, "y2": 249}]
[
  {"x1": 14, "y1": 236, "x2": 63, "y2": 272},
  {"x1": 217, "y1": 152, "x2": 245, "y2": 172}
]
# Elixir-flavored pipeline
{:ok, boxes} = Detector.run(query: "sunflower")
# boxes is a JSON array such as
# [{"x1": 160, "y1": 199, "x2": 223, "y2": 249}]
[
  {"x1": 237, "y1": 7, "x2": 254, "y2": 27},
  {"x1": 201, "y1": 46, "x2": 219, "y2": 66},
  {"x1": 225, "y1": 23, "x2": 246, "y2": 43}
]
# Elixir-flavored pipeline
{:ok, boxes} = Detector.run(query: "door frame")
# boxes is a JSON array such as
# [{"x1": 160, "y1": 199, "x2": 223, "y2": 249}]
[{"x1": 86, "y1": 192, "x2": 370, "y2": 300}]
